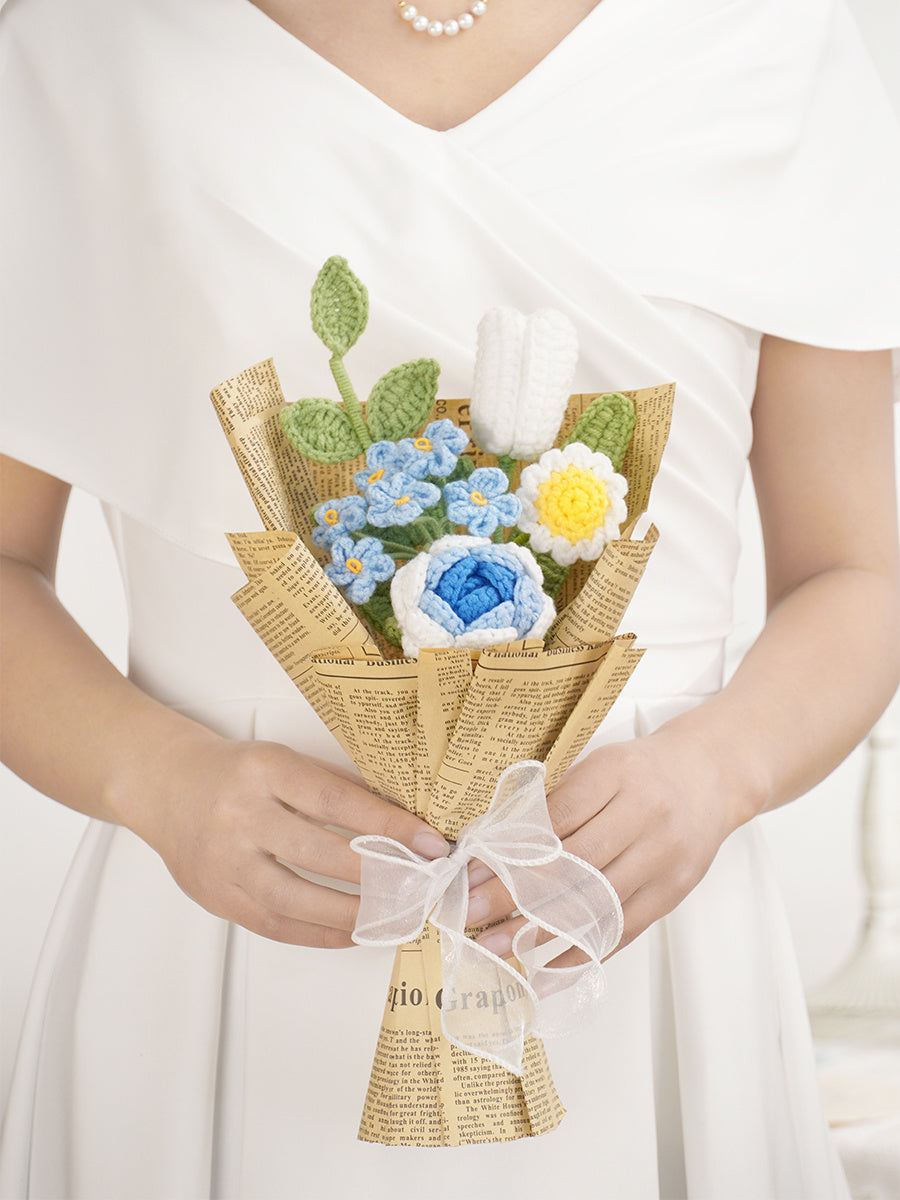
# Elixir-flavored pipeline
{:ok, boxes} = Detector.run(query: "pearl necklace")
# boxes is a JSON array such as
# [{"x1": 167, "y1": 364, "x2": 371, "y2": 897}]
[{"x1": 397, "y1": 1, "x2": 487, "y2": 38}]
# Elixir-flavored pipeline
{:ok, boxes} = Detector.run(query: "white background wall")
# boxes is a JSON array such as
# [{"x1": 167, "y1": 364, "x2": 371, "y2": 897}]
[{"x1": 2, "y1": 0, "x2": 899, "y2": 1111}]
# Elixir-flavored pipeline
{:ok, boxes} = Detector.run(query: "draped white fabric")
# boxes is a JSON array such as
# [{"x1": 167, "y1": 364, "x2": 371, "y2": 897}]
[{"x1": 2, "y1": 0, "x2": 899, "y2": 1196}]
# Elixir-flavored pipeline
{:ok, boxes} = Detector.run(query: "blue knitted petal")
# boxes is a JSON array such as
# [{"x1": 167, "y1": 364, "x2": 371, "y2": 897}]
[
  {"x1": 492, "y1": 493, "x2": 522, "y2": 525},
  {"x1": 423, "y1": 546, "x2": 468, "y2": 593},
  {"x1": 465, "y1": 599, "x2": 518, "y2": 632},
  {"x1": 464, "y1": 507, "x2": 501, "y2": 538},
  {"x1": 513, "y1": 576, "x2": 544, "y2": 624},
  {"x1": 419, "y1": 588, "x2": 466, "y2": 636},
  {"x1": 442, "y1": 480, "x2": 469, "y2": 506},
  {"x1": 455, "y1": 584, "x2": 504, "y2": 623},
  {"x1": 433, "y1": 557, "x2": 480, "y2": 607},
  {"x1": 467, "y1": 466, "x2": 510, "y2": 498}
]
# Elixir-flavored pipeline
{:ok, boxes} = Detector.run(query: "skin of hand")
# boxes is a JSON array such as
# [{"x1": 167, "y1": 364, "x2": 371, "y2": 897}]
[
  {"x1": 0, "y1": 456, "x2": 449, "y2": 948},
  {"x1": 466, "y1": 338, "x2": 900, "y2": 958}
]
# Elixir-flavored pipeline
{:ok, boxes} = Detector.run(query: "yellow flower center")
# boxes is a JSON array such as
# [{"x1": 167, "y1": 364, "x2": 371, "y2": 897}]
[
  {"x1": 345, "y1": 558, "x2": 363, "y2": 574},
  {"x1": 367, "y1": 468, "x2": 385, "y2": 484},
  {"x1": 536, "y1": 467, "x2": 610, "y2": 543},
  {"x1": 394, "y1": 495, "x2": 411, "y2": 506},
  {"x1": 323, "y1": 508, "x2": 341, "y2": 525},
  {"x1": 413, "y1": 437, "x2": 432, "y2": 451},
  {"x1": 470, "y1": 490, "x2": 488, "y2": 506}
]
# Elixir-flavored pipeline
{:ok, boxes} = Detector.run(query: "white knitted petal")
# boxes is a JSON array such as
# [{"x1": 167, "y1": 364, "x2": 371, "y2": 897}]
[
  {"x1": 469, "y1": 308, "x2": 526, "y2": 457},
  {"x1": 511, "y1": 310, "x2": 579, "y2": 460},
  {"x1": 545, "y1": 533, "x2": 582, "y2": 566},
  {"x1": 527, "y1": 591, "x2": 558, "y2": 639},
  {"x1": 453, "y1": 625, "x2": 520, "y2": 651},
  {"x1": 399, "y1": 609, "x2": 458, "y2": 658}
]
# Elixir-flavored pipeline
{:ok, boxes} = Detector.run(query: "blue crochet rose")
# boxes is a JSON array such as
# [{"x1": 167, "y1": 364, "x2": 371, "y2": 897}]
[
  {"x1": 390, "y1": 535, "x2": 556, "y2": 658},
  {"x1": 325, "y1": 536, "x2": 396, "y2": 603}
]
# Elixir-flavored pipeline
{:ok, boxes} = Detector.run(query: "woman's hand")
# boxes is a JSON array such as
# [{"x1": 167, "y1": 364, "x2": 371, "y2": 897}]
[
  {"x1": 468, "y1": 340, "x2": 899, "y2": 959},
  {"x1": 1, "y1": 456, "x2": 450, "y2": 948},
  {"x1": 118, "y1": 730, "x2": 450, "y2": 949},
  {"x1": 464, "y1": 723, "x2": 755, "y2": 958}
]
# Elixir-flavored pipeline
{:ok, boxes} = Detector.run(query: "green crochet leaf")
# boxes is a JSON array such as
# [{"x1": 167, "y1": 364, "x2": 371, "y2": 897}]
[
  {"x1": 310, "y1": 256, "x2": 369, "y2": 357},
  {"x1": 279, "y1": 398, "x2": 364, "y2": 464},
  {"x1": 563, "y1": 392, "x2": 636, "y2": 472},
  {"x1": 534, "y1": 550, "x2": 571, "y2": 600},
  {"x1": 366, "y1": 359, "x2": 440, "y2": 442},
  {"x1": 358, "y1": 583, "x2": 403, "y2": 647},
  {"x1": 443, "y1": 454, "x2": 475, "y2": 484}
]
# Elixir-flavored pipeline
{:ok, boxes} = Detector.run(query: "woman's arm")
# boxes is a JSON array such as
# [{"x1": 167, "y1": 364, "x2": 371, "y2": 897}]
[
  {"x1": 0, "y1": 456, "x2": 448, "y2": 945},
  {"x1": 466, "y1": 338, "x2": 900, "y2": 953}
]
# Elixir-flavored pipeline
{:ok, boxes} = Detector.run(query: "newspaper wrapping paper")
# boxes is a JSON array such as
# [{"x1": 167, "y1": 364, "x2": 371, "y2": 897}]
[
  {"x1": 211, "y1": 363, "x2": 674, "y2": 1145},
  {"x1": 352, "y1": 758, "x2": 624, "y2": 1075}
]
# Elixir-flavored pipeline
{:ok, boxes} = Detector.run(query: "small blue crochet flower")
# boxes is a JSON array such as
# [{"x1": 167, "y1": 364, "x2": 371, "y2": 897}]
[
  {"x1": 366, "y1": 472, "x2": 441, "y2": 527},
  {"x1": 311, "y1": 495, "x2": 368, "y2": 549},
  {"x1": 443, "y1": 467, "x2": 521, "y2": 537},
  {"x1": 353, "y1": 440, "x2": 411, "y2": 494},
  {"x1": 325, "y1": 536, "x2": 396, "y2": 604},
  {"x1": 398, "y1": 419, "x2": 470, "y2": 479}
]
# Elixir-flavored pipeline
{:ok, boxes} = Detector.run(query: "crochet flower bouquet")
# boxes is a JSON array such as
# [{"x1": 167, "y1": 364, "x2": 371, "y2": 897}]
[{"x1": 211, "y1": 257, "x2": 673, "y2": 1147}]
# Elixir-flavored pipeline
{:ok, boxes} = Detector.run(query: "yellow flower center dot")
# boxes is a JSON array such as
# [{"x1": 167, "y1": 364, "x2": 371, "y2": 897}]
[
  {"x1": 323, "y1": 509, "x2": 340, "y2": 525},
  {"x1": 470, "y1": 490, "x2": 488, "y2": 506},
  {"x1": 367, "y1": 468, "x2": 385, "y2": 484},
  {"x1": 413, "y1": 437, "x2": 432, "y2": 451},
  {"x1": 394, "y1": 495, "x2": 411, "y2": 506},
  {"x1": 536, "y1": 467, "x2": 610, "y2": 543},
  {"x1": 345, "y1": 558, "x2": 363, "y2": 574}
]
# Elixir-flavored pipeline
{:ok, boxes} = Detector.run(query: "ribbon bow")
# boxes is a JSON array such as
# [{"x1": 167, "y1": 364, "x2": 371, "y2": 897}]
[{"x1": 351, "y1": 760, "x2": 623, "y2": 1075}]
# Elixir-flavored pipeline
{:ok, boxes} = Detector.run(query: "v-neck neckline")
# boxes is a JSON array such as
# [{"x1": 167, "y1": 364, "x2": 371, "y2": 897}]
[{"x1": 240, "y1": 0, "x2": 613, "y2": 136}]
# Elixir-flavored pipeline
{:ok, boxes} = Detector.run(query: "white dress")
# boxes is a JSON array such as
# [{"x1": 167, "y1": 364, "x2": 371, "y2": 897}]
[{"x1": 2, "y1": 1, "x2": 900, "y2": 1197}]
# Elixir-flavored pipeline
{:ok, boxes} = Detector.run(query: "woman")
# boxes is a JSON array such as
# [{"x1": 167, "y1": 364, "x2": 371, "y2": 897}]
[{"x1": 2, "y1": 0, "x2": 899, "y2": 1196}]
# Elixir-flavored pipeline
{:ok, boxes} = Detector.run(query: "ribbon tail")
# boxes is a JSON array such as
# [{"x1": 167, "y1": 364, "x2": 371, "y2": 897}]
[
  {"x1": 501, "y1": 851, "x2": 623, "y2": 1040},
  {"x1": 430, "y1": 874, "x2": 539, "y2": 1077}
]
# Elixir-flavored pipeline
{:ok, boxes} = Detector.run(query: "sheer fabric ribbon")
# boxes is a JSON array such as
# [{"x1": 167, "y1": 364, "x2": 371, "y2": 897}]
[{"x1": 351, "y1": 761, "x2": 623, "y2": 1075}]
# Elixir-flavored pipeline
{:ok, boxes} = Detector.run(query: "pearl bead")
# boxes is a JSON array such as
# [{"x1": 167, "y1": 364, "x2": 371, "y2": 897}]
[{"x1": 398, "y1": 3, "x2": 487, "y2": 38}]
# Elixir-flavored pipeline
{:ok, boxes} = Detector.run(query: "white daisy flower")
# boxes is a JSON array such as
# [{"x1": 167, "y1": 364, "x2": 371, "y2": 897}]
[{"x1": 516, "y1": 443, "x2": 628, "y2": 566}]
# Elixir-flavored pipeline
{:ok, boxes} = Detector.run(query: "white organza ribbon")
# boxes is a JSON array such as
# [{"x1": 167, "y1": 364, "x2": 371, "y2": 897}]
[{"x1": 351, "y1": 760, "x2": 623, "y2": 1075}]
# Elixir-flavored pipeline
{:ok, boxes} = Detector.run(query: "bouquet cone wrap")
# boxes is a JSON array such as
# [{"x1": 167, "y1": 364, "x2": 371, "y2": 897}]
[{"x1": 211, "y1": 362, "x2": 673, "y2": 1145}]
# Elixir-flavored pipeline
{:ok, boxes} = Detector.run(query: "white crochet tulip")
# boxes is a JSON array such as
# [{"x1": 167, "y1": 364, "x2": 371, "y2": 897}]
[{"x1": 469, "y1": 308, "x2": 579, "y2": 460}]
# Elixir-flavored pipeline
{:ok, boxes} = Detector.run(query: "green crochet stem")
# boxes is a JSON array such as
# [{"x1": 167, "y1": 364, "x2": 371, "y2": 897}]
[
  {"x1": 329, "y1": 354, "x2": 371, "y2": 451},
  {"x1": 497, "y1": 454, "x2": 517, "y2": 485}
]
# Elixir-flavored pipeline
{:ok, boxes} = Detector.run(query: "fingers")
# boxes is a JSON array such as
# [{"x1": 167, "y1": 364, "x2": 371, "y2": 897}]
[
  {"x1": 261, "y1": 806, "x2": 364, "y2": 885},
  {"x1": 226, "y1": 882, "x2": 358, "y2": 948},
  {"x1": 242, "y1": 854, "x2": 361, "y2": 931},
  {"x1": 545, "y1": 747, "x2": 624, "y2": 839},
  {"x1": 268, "y1": 749, "x2": 449, "y2": 859}
]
